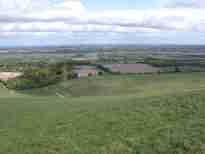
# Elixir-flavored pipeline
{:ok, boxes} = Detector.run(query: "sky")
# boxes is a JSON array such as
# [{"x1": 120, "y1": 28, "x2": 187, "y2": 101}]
[{"x1": 0, "y1": 0, "x2": 205, "y2": 46}]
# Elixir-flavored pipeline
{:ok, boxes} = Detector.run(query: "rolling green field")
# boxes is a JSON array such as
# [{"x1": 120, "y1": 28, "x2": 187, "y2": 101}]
[
  {"x1": 22, "y1": 72, "x2": 205, "y2": 97},
  {"x1": 1, "y1": 72, "x2": 205, "y2": 154}
]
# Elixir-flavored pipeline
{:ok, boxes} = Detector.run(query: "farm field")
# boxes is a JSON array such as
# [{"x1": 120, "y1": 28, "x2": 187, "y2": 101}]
[
  {"x1": 23, "y1": 72, "x2": 205, "y2": 97},
  {"x1": 1, "y1": 72, "x2": 205, "y2": 153}
]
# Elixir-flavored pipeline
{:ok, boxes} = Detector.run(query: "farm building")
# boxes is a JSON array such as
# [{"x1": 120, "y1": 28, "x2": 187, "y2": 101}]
[
  {"x1": 0, "y1": 72, "x2": 22, "y2": 82},
  {"x1": 103, "y1": 64, "x2": 160, "y2": 74},
  {"x1": 72, "y1": 66, "x2": 100, "y2": 78}
]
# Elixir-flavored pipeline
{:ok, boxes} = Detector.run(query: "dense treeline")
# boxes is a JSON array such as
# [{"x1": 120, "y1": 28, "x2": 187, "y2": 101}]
[
  {"x1": 144, "y1": 57, "x2": 177, "y2": 67},
  {"x1": 6, "y1": 68, "x2": 59, "y2": 90},
  {"x1": 4, "y1": 60, "x2": 93, "y2": 90},
  {"x1": 144, "y1": 57, "x2": 205, "y2": 67}
]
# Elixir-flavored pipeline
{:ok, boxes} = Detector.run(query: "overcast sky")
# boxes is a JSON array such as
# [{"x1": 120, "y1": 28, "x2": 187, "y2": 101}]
[{"x1": 0, "y1": 0, "x2": 205, "y2": 46}]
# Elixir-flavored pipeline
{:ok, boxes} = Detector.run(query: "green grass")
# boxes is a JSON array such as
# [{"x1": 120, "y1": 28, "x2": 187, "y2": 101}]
[
  {"x1": 22, "y1": 72, "x2": 205, "y2": 97},
  {"x1": 1, "y1": 72, "x2": 205, "y2": 153}
]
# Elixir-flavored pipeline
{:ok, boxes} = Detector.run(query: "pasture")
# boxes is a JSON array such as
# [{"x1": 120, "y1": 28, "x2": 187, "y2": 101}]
[
  {"x1": 1, "y1": 72, "x2": 205, "y2": 153},
  {"x1": 23, "y1": 72, "x2": 205, "y2": 97}
]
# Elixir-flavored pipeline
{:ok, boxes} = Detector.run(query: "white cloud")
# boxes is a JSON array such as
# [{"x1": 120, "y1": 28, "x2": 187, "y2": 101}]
[{"x1": 0, "y1": 0, "x2": 205, "y2": 37}]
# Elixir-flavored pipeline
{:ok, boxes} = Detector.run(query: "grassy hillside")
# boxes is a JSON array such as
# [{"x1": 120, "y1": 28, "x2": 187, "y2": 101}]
[
  {"x1": 0, "y1": 83, "x2": 26, "y2": 98},
  {"x1": 23, "y1": 72, "x2": 205, "y2": 97},
  {"x1": 1, "y1": 72, "x2": 205, "y2": 154}
]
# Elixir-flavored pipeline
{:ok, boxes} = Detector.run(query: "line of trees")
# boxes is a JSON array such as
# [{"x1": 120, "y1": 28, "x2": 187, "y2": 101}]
[{"x1": 4, "y1": 61, "x2": 74, "y2": 90}]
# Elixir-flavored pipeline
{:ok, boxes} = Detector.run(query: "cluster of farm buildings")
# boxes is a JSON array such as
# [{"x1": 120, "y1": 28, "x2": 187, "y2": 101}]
[
  {"x1": 72, "y1": 63, "x2": 160, "y2": 78},
  {"x1": 0, "y1": 63, "x2": 160, "y2": 82},
  {"x1": 0, "y1": 72, "x2": 22, "y2": 82}
]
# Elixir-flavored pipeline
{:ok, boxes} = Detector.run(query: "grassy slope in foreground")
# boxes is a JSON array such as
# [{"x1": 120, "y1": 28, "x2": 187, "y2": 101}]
[{"x1": 1, "y1": 73, "x2": 205, "y2": 153}]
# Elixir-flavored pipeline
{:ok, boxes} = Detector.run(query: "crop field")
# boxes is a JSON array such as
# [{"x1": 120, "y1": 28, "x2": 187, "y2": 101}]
[{"x1": 1, "y1": 72, "x2": 205, "y2": 153}]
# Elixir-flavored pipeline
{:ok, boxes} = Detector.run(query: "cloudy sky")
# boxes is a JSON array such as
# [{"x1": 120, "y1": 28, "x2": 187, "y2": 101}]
[{"x1": 0, "y1": 0, "x2": 205, "y2": 46}]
